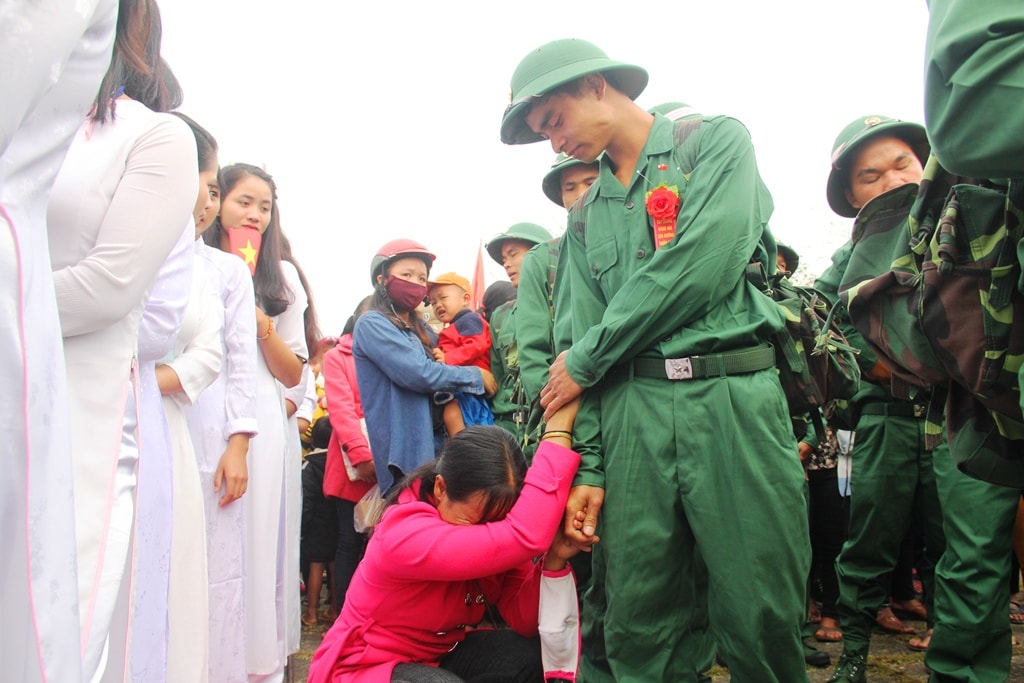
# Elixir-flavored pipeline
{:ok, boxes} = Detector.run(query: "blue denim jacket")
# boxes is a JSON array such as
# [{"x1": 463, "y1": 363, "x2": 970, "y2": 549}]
[{"x1": 353, "y1": 311, "x2": 485, "y2": 493}]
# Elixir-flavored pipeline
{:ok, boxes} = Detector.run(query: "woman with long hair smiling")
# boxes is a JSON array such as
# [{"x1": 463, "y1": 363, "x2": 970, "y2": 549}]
[{"x1": 205, "y1": 163, "x2": 307, "y2": 682}]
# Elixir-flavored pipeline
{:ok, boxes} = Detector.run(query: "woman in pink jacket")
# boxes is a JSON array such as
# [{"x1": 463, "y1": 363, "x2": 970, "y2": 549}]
[
  {"x1": 308, "y1": 402, "x2": 583, "y2": 683},
  {"x1": 323, "y1": 296, "x2": 377, "y2": 613}
]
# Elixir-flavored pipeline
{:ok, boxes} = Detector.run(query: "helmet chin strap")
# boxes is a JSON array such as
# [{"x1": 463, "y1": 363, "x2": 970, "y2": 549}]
[{"x1": 377, "y1": 280, "x2": 412, "y2": 327}]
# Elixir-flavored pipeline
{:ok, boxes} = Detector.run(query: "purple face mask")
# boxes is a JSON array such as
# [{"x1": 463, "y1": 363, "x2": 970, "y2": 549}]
[{"x1": 384, "y1": 275, "x2": 428, "y2": 312}]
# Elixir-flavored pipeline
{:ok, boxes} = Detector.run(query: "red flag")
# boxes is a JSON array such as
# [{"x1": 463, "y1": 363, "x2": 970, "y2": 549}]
[{"x1": 470, "y1": 240, "x2": 486, "y2": 312}]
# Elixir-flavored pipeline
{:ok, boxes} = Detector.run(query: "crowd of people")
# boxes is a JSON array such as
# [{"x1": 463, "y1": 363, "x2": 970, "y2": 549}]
[{"x1": 4, "y1": 1, "x2": 1024, "y2": 683}]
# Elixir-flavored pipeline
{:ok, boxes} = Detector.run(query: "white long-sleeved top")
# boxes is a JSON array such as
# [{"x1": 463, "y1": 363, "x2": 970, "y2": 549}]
[
  {"x1": 182, "y1": 241, "x2": 259, "y2": 683},
  {"x1": 47, "y1": 96, "x2": 198, "y2": 681},
  {"x1": 0, "y1": 2, "x2": 117, "y2": 681}
]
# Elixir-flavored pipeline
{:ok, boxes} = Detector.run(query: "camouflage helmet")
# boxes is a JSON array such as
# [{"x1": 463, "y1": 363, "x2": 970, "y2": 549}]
[
  {"x1": 649, "y1": 101, "x2": 700, "y2": 121},
  {"x1": 501, "y1": 38, "x2": 648, "y2": 145},
  {"x1": 826, "y1": 115, "x2": 930, "y2": 217},
  {"x1": 541, "y1": 153, "x2": 599, "y2": 208},
  {"x1": 485, "y1": 222, "x2": 553, "y2": 264}
]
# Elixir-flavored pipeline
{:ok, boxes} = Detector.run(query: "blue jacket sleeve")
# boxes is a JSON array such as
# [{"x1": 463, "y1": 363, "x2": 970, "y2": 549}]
[{"x1": 356, "y1": 312, "x2": 485, "y2": 395}]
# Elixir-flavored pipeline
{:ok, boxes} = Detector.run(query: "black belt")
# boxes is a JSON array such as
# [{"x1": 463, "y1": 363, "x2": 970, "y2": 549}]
[
  {"x1": 606, "y1": 344, "x2": 775, "y2": 382},
  {"x1": 860, "y1": 402, "x2": 928, "y2": 419}
]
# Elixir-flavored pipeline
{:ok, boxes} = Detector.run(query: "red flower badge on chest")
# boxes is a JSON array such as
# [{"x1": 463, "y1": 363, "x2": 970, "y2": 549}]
[{"x1": 645, "y1": 184, "x2": 680, "y2": 248}]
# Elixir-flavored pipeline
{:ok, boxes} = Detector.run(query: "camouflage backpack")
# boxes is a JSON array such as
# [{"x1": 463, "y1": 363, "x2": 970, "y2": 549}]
[
  {"x1": 746, "y1": 262, "x2": 862, "y2": 442},
  {"x1": 839, "y1": 156, "x2": 1024, "y2": 486}
]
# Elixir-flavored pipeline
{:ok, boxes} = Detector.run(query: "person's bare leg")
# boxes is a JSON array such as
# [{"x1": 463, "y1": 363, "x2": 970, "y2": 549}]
[
  {"x1": 321, "y1": 562, "x2": 338, "y2": 622},
  {"x1": 443, "y1": 401, "x2": 465, "y2": 438},
  {"x1": 304, "y1": 561, "x2": 325, "y2": 626}
]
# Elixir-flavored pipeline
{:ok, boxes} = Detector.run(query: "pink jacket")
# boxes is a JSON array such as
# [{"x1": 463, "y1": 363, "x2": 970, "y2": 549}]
[
  {"x1": 307, "y1": 441, "x2": 580, "y2": 683},
  {"x1": 323, "y1": 336, "x2": 374, "y2": 503}
]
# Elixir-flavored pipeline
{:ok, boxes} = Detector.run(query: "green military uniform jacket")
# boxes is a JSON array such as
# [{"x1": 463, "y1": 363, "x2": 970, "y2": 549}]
[
  {"x1": 556, "y1": 114, "x2": 786, "y2": 487},
  {"x1": 926, "y1": 0, "x2": 1024, "y2": 179},
  {"x1": 488, "y1": 298, "x2": 521, "y2": 435},
  {"x1": 516, "y1": 238, "x2": 560, "y2": 402}
]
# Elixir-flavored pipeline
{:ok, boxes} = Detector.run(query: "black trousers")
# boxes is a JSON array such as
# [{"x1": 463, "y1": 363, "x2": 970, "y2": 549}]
[
  {"x1": 333, "y1": 497, "x2": 367, "y2": 608},
  {"x1": 808, "y1": 467, "x2": 850, "y2": 619},
  {"x1": 391, "y1": 630, "x2": 543, "y2": 683}
]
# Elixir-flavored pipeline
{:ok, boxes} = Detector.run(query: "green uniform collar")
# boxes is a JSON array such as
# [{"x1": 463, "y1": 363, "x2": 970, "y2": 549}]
[{"x1": 591, "y1": 114, "x2": 676, "y2": 203}]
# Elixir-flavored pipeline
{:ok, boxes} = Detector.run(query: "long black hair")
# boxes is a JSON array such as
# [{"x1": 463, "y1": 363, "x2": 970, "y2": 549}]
[
  {"x1": 169, "y1": 111, "x2": 218, "y2": 172},
  {"x1": 342, "y1": 295, "x2": 375, "y2": 337},
  {"x1": 278, "y1": 231, "x2": 321, "y2": 359},
  {"x1": 385, "y1": 426, "x2": 527, "y2": 523},
  {"x1": 92, "y1": 0, "x2": 183, "y2": 122},
  {"x1": 204, "y1": 164, "x2": 291, "y2": 317}
]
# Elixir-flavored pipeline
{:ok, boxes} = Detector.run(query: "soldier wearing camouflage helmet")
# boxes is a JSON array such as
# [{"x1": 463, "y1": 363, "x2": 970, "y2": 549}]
[{"x1": 502, "y1": 38, "x2": 808, "y2": 682}]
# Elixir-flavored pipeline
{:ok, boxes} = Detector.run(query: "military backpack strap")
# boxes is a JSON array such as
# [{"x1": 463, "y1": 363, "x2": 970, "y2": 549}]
[{"x1": 671, "y1": 117, "x2": 704, "y2": 176}]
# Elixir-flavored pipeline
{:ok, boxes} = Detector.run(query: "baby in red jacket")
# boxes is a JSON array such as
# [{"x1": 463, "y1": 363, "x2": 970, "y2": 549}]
[{"x1": 428, "y1": 272, "x2": 495, "y2": 436}]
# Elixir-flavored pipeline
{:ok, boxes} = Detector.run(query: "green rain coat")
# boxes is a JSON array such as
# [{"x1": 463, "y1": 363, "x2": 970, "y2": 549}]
[
  {"x1": 925, "y1": 0, "x2": 1024, "y2": 421},
  {"x1": 556, "y1": 113, "x2": 810, "y2": 682},
  {"x1": 925, "y1": 0, "x2": 1024, "y2": 180}
]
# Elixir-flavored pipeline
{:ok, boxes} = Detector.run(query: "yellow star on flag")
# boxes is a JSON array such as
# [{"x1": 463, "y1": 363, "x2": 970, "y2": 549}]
[{"x1": 238, "y1": 239, "x2": 258, "y2": 267}]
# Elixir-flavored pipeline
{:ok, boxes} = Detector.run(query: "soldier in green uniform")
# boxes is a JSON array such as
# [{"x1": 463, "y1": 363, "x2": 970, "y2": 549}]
[
  {"x1": 823, "y1": 116, "x2": 1021, "y2": 683},
  {"x1": 501, "y1": 38, "x2": 809, "y2": 682},
  {"x1": 484, "y1": 222, "x2": 553, "y2": 444},
  {"x1": 924, "y1": 7, "x2": 1024, "y2": 679},
  {"x1": 817, "y1": 116, "x2": 945, "y2": 682},
  {"x1": 518, "y1": 154, "x2": 596, "y2": 413}
]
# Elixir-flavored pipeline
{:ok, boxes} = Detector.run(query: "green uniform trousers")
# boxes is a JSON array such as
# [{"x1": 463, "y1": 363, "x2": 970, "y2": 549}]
[
  {"x1": 835, "y1": 411, "x2": 946, "y2": 654},
  {"x1": 581, "y1": 368, "x2": 809, "y2": 683},
  {"x1": 926, "y1": 449, "x2": 1019, "y2": 683}
]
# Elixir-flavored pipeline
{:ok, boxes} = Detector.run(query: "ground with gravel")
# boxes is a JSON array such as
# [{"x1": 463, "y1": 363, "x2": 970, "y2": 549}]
[{"x1": 287, "y1": 611, "x2": 1024, "y2": 682}]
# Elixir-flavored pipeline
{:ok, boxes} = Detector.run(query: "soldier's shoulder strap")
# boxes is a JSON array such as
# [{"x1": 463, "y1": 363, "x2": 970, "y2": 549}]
[{"x1": 671, "y1": 116, "x2": 704, "y2": 176}]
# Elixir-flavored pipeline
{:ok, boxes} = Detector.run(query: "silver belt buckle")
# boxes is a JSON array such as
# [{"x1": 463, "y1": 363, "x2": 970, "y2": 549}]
[
  {"x1": 913, "y1": 404, "x2": 926, "y2": 418},
  {"x1": 665, "y1": 357, "x2": 693, "y2": 380}
]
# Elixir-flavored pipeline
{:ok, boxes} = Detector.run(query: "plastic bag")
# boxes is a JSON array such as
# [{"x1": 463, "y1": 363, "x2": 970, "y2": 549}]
[
  {"x1": 539, "y1": 569, "x2": 580, "y2": 681},
  {"x1": 353, "y1": 484, "x2": 385, "y2": 534}
]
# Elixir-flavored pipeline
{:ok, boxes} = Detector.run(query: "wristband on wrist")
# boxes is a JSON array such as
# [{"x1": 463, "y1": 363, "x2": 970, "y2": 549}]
[
  {"x1": 540, "y1": 430, "x2": 572, "y2": 441},
  {"x1": 258, "y1": 318, "x2": 274, "y2": 341}
]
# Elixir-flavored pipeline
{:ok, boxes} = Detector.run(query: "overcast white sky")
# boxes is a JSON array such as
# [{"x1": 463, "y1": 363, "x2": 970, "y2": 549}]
[{"x1": 160, "y1": 0, "x2": 930, "y2": 335}]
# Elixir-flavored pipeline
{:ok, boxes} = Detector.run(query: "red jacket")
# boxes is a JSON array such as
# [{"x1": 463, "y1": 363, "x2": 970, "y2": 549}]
[
  {"x1": 437, "y1": 309, "x2": 491, "y2": 370},
  {"x1": 322, "y1": 335, "x2": 374, "y2": 502},
  {"x1": 307, "y1": 441, "x2": 580, "y2": 683}
]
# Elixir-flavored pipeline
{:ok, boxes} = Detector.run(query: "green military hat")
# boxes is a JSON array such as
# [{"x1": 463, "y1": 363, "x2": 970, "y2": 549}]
[
  {"x1": 485, "y1": 222, "x2": 553, "y2": 264},
  {"x1": 776, "y1": 242, "x2": 800, "y2": 273},
  {"x1": 826, "y1": 115, "x2": 930, "y2": 217},
  {"x1": 541, "y1": 153, "x2": 597, "y2": 208},
  {"x1": 500, "y1": 38, "x2": 648, "y2": 145},
  {"x1": 649, "y1": 101, "x2": 700, "y2": 120}
]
